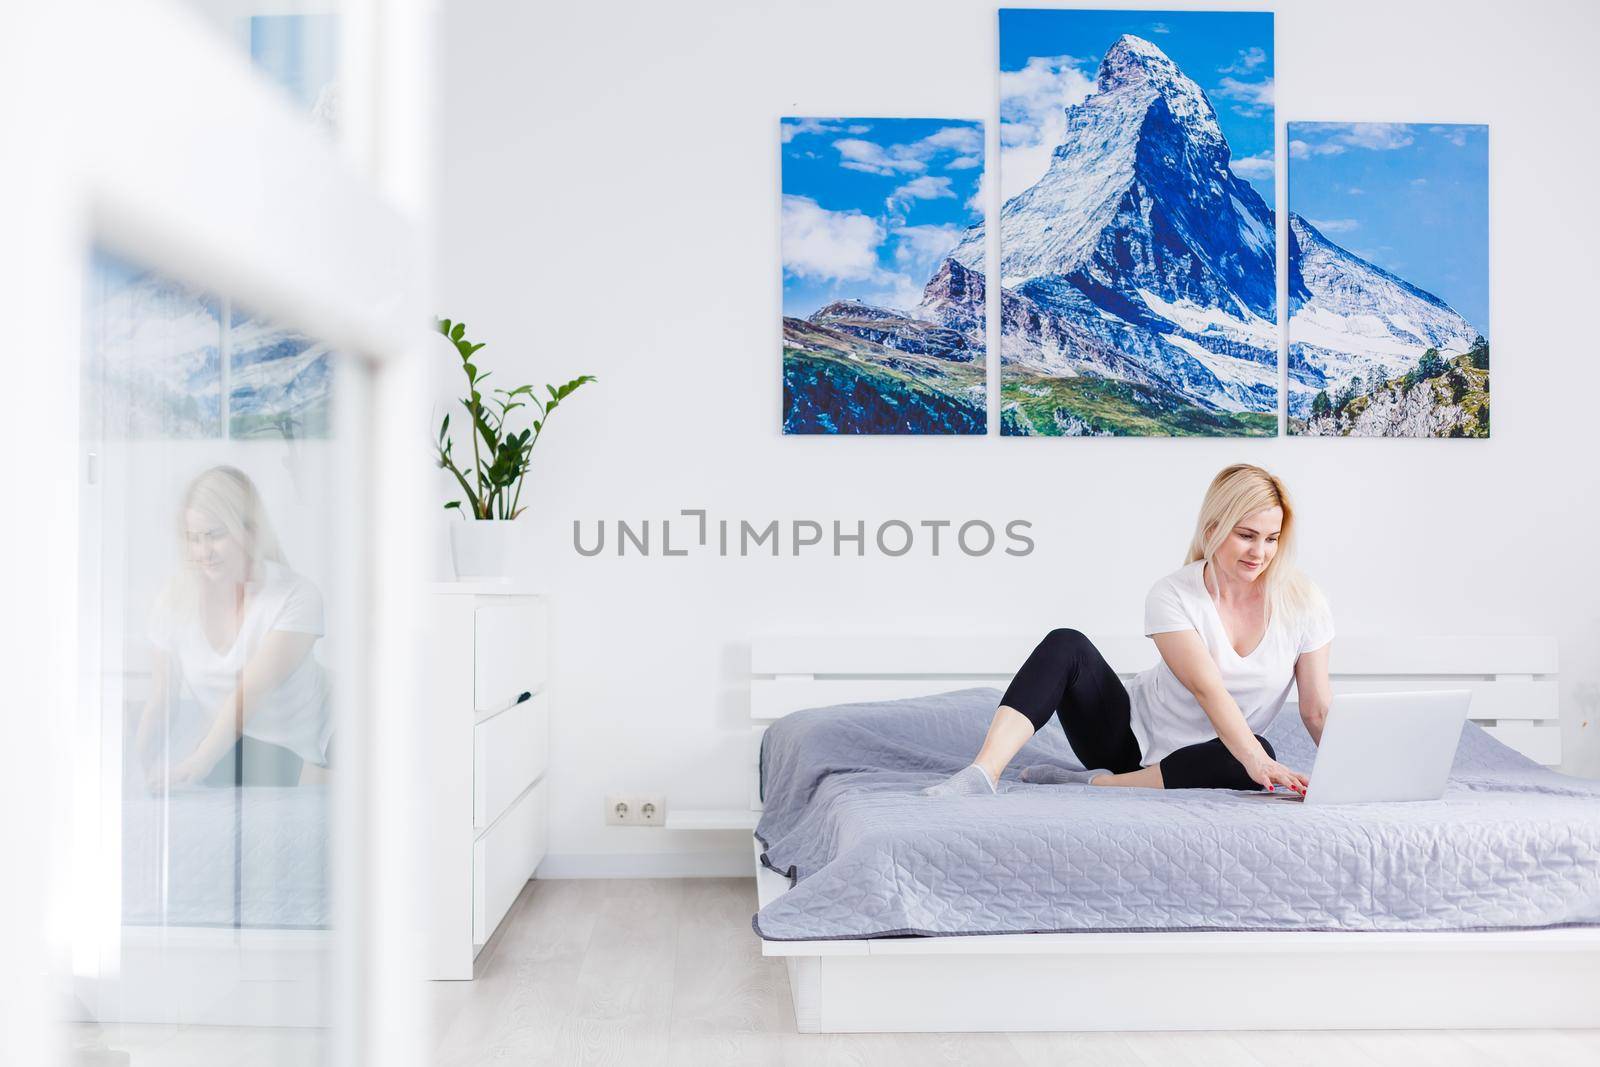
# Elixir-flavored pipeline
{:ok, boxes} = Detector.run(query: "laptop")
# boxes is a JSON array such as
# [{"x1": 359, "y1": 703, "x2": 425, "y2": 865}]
[{"x1": 1253, "y1": 690, "x2": 1472, "y2": 805}]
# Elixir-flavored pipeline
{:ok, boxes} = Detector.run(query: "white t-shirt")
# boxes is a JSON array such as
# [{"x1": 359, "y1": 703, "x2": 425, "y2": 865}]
[
  {"x1": 148, "y1": 559, "x2": 334, "y2": 766},
  {"x1": 1128, "y1": 559, "x2": 1334, "y2": 766}
]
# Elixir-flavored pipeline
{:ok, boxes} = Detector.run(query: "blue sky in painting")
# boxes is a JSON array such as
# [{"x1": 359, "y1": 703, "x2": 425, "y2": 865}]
[
  {"x1": 998, "y1": 8, "x2": 1275, "y2": 204},
  {"x1": 1289, "y1": 123, "x2": 1489, "y2": 337},
  {"x1": 781, "y1": 117, "x2": 984, "y2": 318},
  {"x1": 250, "y1": 15, "x2": 340, "y2": 113}
]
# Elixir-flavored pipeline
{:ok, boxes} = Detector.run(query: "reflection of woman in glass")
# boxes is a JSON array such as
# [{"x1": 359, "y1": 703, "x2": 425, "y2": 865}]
[{"x1": 135, "y1": 465, "x2": 333, "y2": 789}]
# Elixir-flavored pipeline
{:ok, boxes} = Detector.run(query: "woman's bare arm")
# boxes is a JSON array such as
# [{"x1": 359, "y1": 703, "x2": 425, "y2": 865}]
[
  {"x1": 135, "y1": 652, "x2": 171, "y2": 767},
  {"x1": 1293, "y1": 641, "x2": 1334, "y2": 745},
  {"x1": 1150, "y1": 629, "x2": 1307, "y2": 791},
  {"x1": 172, "y1": 630, "x2": 317, "y2": 782}
]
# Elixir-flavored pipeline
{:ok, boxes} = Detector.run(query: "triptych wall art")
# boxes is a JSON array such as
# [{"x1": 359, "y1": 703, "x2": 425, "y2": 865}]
[{"x1": 779, "y1": 9, "x2": 1490, "y2": 439}]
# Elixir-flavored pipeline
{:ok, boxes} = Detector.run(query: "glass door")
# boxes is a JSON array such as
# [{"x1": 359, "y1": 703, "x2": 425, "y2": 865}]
[{"x1": 0, "y1": 1, "x2": 433, "y2": 1064}]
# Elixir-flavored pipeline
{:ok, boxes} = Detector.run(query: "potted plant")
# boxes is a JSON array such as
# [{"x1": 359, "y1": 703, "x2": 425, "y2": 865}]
[{"x1": 434, "y1": 317, "x2": 596, "y2": 578}]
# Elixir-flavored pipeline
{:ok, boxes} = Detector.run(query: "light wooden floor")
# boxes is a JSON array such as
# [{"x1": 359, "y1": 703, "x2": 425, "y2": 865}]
[{"x1": 74, "y1": 876, "x2": 1600, "y2": 1065}]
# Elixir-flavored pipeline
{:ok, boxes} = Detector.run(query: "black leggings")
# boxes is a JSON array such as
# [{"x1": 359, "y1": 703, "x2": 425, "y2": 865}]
[{"x1": 999, "y1": 628, "x2": 1274, "y2": 790}]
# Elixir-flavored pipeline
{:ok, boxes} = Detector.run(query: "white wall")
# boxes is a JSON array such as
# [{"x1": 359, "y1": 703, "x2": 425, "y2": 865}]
[{"x1": 438, "y1": 0, "x2": 1600, "y2": 876}]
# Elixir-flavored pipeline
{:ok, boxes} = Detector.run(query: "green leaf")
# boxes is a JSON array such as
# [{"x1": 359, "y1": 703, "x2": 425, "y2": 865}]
[
  {"x1": 437, "y1": 318, "x2": 452, "y2": 335},
  {"x1": 555, "y1": 374, "x2": 597, "y2": 400},
  {"x1": 450, "y1": 322, "x2": 465, "y2": 342},
  {"x1": 438, "y1": 413, "x2": 450, "y2": 442},
  {"x1": 462, "y1": 402, "x2": 497, "y2": 452},
  {"x1": 444, "y1": 500, "x2": 461, "y2": 510}
]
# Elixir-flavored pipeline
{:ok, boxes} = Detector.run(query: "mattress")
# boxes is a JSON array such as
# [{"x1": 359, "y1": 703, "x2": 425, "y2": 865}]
[
  {"x1": 752, "y1": 687, "x2": 1600, "y2": 941},
  {"x1": 122, "y1": 784, "x2": 331, "y2": 929}
]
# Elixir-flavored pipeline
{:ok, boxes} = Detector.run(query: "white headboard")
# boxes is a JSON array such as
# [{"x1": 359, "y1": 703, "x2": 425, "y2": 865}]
[{"x1": 744, "y1": 632, "x2": 1561, "y2": 812}]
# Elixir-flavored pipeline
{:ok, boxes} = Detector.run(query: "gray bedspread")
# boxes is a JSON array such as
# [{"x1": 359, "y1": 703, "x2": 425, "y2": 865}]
[
  {"x1": 123, "y1": 785, "x2": 330, "y2": 929},
  {"x1": 753, "y1": 687, "x2": 1600, "y2": 941}
]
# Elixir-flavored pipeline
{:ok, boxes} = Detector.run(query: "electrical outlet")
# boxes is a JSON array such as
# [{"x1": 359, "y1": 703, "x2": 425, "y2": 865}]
[
  {"x1": 605, "y1": 793, "x2": 636, "y2": 826},
  {"x1": 637, "y1": 794, "x2": 666, "y2": 827}
]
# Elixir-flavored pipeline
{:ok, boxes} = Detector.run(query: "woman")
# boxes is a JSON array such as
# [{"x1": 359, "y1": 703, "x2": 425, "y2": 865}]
[
  {"x1": 924, "y1": 463, "x2": 1333, "y2": 797},
  {"x1": 134, "y1": 465, "x2": 334, "y2": 789}
]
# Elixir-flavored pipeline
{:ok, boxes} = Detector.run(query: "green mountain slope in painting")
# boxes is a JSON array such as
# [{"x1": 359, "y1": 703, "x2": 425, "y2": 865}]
[
  {"x1": 783, "y1": 317, "x2": 985, "y2": 434},
  {"x1": 1000, "y1": 370, "x2": 1276, "y2": 437},
  {"x1": 1289, "y1": 343, "x2": 1489, "y2": 438}
]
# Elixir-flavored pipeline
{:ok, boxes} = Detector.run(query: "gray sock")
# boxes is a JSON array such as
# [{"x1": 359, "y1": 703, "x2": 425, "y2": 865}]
[
  {"x1": 920, "y1": 763, "x2": 997, "y2": 797},
  {"x1": 1019, "y1": 764, "x2": 1110, "y2": 786}
]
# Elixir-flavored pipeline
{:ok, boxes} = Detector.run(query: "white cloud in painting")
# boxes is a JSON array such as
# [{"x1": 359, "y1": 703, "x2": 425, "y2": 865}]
[
  {"x1": 1294, "y1": 123, "x2": 1416, "y2": 157},
  {"x1": 782, "y1": 118, "x2": 870, "y2": 142},
  {"x1": 782, "y1": 119, "x2": 838, "y2": 143},
  {"x1": 1289, "y1": 137, "x2": 1344, "y2": 159},
  {"x1": 886, "y1": 175, "x2": 955, "y2": 212},
  {"x1": 1215, "y1": 75, "x2": 1274, "y2": 116},
  {"x1": 925, "y1": 124, "x2": 983, "y2": 171},
  {"x1": 1219, "y1": 46, "x2": 1267, "y2": 74},
  {"x1": 835, "y1": 126, "x2": 983, "y2": 176},
  {"x1": 919, "y1": 125, "x2": 983, "y2": 155},
  {"x1": 1431, "y1": 125, "x2": 1469, "y2": 146},
  {"x1": 966, "y1": 167, "x2": 991, "y2": 216},
  {"x1": 834, "y1": 138, "x2": 929, "y2": 175},
  {"x1": 860, "y1": 272, "x2": 927, "y2": 315},
  {"x1": 1308, "y1": 217, "x2": 1360, "y2": 234},
  {"x1": 1410, "y1": 177, "x2": 1428, "y2": 187},
  {"x1": 1149, "y1": 22, "x2": 1171, "y2": 34},
  {"x1": 891, "y1": 223, "x2": 964, "y2": 275},
  {"x1": 1338, "y1": 123, "x2": 1415, "y2": 150},
  {"x1": 999, "y1": 54, "x2": 1096, "y2": 198},
  {"x1": 1229, "y1": 151, "x2": 1274, "y2": 181},
  {"x1": 781, "y1": 195, "x2": 885, "y2": 281}
]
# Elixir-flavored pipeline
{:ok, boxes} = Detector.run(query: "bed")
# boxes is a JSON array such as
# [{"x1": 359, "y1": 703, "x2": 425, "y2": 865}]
[
  {"x1": 99, "y1": 775, "x2": 334, "y2": 1026},
  {"x1": 742, "y1": 632, "x2": 1600, "y2": 1033},
  {"x1": 123, "y1": 784, "x2": 330, "y2": 930}
]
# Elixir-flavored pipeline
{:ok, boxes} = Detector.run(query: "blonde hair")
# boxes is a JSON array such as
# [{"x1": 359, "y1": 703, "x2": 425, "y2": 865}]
[
  {"x1": 161, "y1": 466, "x2": 286, "y2": 622},
  {"x1": 1184, "y1": 463, "x2": 1321, "y2": 625}
]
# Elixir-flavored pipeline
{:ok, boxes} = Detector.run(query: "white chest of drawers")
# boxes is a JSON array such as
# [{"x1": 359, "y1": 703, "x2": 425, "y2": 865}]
[{"x1": 421, "y1": 582, "x2": 551, "y2": 979}]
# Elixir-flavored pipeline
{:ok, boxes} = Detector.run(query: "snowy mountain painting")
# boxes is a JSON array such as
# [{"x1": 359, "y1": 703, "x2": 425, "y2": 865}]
[
  {"x1": 781, "y1": 117, "x2": 986, "y2": 434},
  {"x1": 1286, "y1": 123, "x2": 1489, "y2": 437},
  {"x1": 228, "y1": 312, "x2": 333, "y2": 439},
  {"x1": 950, "y1": 10, "x2": 1280, "y2": 436},
  {"x1": 83, "y1": 248, "x2": 332, "y2": 441},
  {"x1": 83, "y1": 249, "x2": 223, "y2": 438}
]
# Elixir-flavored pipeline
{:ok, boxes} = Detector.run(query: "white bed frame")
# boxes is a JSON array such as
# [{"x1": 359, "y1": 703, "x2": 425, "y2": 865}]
[
  {"x1": 740, "y1": 632, "x2": 1600, "y2": 1033},
  {"x1": 83, "y1": 927, "x2": 331, "y2": 1027}
]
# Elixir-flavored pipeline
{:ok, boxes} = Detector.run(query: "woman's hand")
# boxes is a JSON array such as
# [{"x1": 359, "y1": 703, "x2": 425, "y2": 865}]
[
  {"x1": 1246, "y1": 752, "x2": 1308, "y2": 794},
  {"x1": 169, "y1": 752, "x2": 214, "y2": 788},
  {"x1": 134, "y1": 716, "x2": 160, "y2": 768}
]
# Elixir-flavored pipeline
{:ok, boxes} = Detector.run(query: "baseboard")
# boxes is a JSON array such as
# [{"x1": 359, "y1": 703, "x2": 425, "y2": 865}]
[{"x1": 534, "y1": 846, "x2": 755, "y2": 879}]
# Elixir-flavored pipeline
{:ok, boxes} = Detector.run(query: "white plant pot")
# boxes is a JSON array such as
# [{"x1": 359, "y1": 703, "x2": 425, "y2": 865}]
[{"x1": 449, "y1": 519, "x2": 519, "y2": 579}]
